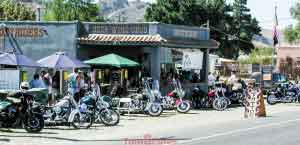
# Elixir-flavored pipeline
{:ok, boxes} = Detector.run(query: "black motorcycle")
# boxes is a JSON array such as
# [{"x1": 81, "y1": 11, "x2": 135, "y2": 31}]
[
  {"x1": 267, "y1": 82, "x2": 300, "y2": 105},
  {"x1": 0, "y1": 90, "x2": 44, "y2": 133}
]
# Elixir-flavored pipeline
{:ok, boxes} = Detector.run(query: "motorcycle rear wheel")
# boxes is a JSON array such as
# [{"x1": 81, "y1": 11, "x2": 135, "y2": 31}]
[{"x1": 72, "y1": 113, "x2": 93, "y2": 129}]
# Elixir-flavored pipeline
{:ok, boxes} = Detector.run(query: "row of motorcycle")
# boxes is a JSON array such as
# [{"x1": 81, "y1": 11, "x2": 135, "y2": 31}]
[
  {"x1": 116, "y1": 78, "x2": 192, "y2": 117},
  {"x1": 0, "y1": 78, "x2": 192, "y2": 133},
  {"x1": 0, "y1": 82, "x2": 120, "y2": 133},
  {"x1": 0, "y1": 78, "x2": 254, "y2": 133}
]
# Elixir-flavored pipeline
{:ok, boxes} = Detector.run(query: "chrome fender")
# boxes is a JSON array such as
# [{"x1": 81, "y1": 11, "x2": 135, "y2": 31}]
[{"x1": 68, "y1": 109, "x2": 80, "y2": 123}]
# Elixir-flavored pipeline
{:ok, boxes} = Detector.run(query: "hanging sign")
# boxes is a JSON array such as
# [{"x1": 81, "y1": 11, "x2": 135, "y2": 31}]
[{"x1": 182, "y1": 52, "x2": 203, "y2": 70}]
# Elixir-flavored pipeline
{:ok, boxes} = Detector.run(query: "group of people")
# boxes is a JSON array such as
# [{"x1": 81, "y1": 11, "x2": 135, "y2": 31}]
[{"x1": 29, "y1": 68, "x2": 101, "y2": 104}]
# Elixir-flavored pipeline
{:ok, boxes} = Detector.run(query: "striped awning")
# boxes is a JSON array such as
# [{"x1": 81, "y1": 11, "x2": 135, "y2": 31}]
[{"x1": 78, "y1": 34, "x2": 166, "y2": 45}]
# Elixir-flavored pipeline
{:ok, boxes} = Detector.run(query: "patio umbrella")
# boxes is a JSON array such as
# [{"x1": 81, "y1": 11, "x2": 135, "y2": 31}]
[
  {"x1": 37, "y1": 51, "x2": 89, "y2": 69},
  {"x1": 0, "y1": 52, "x2": 40, "y2": 67},
  {"x1": 84, "y1": 53, "x2": 139, "y2": 68},
  {"x1": 37, "y1": 51, "x2": 89, "y2": 96}
]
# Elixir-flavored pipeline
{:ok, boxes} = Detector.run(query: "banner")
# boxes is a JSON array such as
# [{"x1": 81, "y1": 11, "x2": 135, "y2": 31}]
[{"x1": 182, "y1": 52, "x2": 203, "y2": 70}]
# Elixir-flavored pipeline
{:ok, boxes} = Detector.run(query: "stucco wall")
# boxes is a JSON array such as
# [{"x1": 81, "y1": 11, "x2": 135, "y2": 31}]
[{"x1": 276, "y1": 46, "x2": 300, "y2": 69}]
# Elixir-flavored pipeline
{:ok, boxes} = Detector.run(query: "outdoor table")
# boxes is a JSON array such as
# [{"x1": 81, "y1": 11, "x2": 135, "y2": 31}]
[{"x1": 127, "y1": 89, "x2": 138, "y2": 94}]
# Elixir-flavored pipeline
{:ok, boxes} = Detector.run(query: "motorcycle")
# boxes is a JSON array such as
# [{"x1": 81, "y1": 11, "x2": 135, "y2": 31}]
[
  {"x1": 230, "y1": 82, "x2": 247, "y2": 106},
  {"x1": 212, "y1": 82, "x2": 231, "y2": 111},
  {"x1": 0, "y1": 87, "x2": 44, "y2": 133},
  {"x1": 118, "y1": 78, "x2": 163, "y2": 117},
  {"x1": 80, "y1": 89, "x2": 120, "y2": 126},
  {"x1": 160, "y1": 79, "x2": 191, "y2": 113},
  {"x1": 267, "y1": 82, "x2": 300, "y2": 105},
  {"x1": 43, "y1": 90, "x2": 93, "y2": 129}
]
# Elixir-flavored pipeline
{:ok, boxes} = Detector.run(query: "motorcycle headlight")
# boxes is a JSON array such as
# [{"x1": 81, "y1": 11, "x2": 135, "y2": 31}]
[{"x1": 79, "y1": 103, "x2": 88, "y2": 113}]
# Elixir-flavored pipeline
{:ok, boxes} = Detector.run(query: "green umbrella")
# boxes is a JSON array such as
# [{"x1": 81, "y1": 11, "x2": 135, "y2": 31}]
[{"x1": 84, "y1": 53, "x2": 139, "y2": 68}]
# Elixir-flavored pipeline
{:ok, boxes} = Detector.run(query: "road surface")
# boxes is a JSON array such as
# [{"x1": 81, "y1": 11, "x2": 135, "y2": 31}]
[{"x1": 1, "y1": 103, "x2": 300, "y2": 145}]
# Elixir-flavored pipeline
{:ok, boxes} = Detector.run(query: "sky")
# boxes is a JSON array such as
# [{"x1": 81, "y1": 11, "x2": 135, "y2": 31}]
[{"x1": 129, "y1": 0, "x2": 298, "y2": 29}]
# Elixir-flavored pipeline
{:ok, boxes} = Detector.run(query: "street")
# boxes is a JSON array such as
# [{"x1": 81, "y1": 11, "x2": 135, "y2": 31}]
[{"x1": 1, "y1": 103, "x2": 300, "y2": 145}]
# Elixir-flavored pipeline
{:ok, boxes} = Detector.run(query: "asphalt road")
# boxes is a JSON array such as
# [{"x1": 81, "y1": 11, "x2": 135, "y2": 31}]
[
  {"x1": 103, "y1": 108, "x2": 300, "y2": 145},
  {"x1": 1, "y1": 104, "x2": 300, "y2": 145}
]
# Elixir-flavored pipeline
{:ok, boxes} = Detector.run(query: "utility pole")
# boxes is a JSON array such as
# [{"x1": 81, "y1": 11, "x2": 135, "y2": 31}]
[{"x1": 206, "y1": 0, "x2": 210, "y2": 29}]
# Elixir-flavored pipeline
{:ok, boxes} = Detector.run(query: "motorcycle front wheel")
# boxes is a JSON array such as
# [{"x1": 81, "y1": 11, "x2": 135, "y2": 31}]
[
  {"x1": 99, "y1": 109, "x2": 120, "y2": 126},
  {"x1": 24, "y1": 115, "x2": 44, "y2": 133},
  {"x1": 72, "y1": 113, "x2": 93, "y2": 129},
  {"x1": 267, "y1": 95, "x2": 277, "y2": 105},
  {"x1": 176, "y1": 101, "x2": 191, "y2": 113},
  {"x1": 212, "y1": 98, "x2": 228, "y2": 111},
  {"x1": 148, "y1": 103, "x2": 163, "y2": 117}
]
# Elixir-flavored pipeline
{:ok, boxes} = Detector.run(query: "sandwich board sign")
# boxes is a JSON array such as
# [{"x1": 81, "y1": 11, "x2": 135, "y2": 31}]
[{"x1": 182, "y1": 52, "x2": 203, "y2": 70}]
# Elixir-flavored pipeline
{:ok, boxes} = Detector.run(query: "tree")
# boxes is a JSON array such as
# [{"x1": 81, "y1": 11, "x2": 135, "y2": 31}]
[
  {"x1": 44, "y1": 0, "x2": 105, "y2": 22},
  {"x1": 145, "y1": 0, "x2": 261, "y2": 59},
  {"x1": 284, "y1": 25, "x2": 300, "y2": 43},
  {"x1": 228, "y1": 0, "x2": 261, "y2": 57},
  {"x1": 0, "y1": 0, "x2": 36, "y2": 21},
  {"x1": 238, "y1": 47, "x2": 273, "y2": 65},
  {"x1": 283, "y1": 2, "x2": 300, "y2": 43}
]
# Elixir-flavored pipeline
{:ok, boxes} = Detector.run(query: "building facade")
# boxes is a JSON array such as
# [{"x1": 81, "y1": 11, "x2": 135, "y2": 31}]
[{"x1": 0, "y1": 21, "x2": 218, "y2": 91}]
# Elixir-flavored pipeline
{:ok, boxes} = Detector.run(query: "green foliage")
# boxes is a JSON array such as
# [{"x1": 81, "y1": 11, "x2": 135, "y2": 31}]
[
  {"x1": 284, "y1": 25, "x2": 300, "y2": 43},
  {"x1": 0, "y1": 0, "x2": 36, "y2": 21},
  {"x1": 44, "y1": 0, "x2": 105, "y2": 22},
  {"x1": 238, "y1": 47, "x2": 273, "y2": 65},
  {"x1": 283, "y1": 2, "x2": 300, "y2": 43},
  {"x1": 145, "y1": 0, "x2": 261, "y2": 59},
  {"x1": 290, "y1": 2, "x2": 300, "y2": 21}
]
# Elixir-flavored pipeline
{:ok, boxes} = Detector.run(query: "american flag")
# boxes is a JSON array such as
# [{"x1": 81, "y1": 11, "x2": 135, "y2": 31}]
[{"x1": 273, "y1": 6, "x2": 279, "y2": 47}]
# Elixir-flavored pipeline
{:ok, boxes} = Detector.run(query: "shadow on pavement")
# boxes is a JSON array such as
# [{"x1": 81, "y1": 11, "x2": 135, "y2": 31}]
[
  {"x1": 0, "y1": 138, "x2": 10, "y2": 142},
  {"x1": 0, "y1": 134, "x2": 191, "y2": 142},
  {"x1": 0, "y1": 129, "x2": 58, "y2": 135}
]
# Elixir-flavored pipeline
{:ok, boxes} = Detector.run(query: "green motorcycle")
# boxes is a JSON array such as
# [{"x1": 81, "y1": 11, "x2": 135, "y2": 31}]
[{"x1": 0, "y1": 90, "x2": 44, "y2": 133}]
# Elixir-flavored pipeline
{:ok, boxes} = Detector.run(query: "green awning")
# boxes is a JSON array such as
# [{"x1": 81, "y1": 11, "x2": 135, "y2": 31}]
[{"x1": 84, "y1": 53, "x2": 139, "y2": 68}]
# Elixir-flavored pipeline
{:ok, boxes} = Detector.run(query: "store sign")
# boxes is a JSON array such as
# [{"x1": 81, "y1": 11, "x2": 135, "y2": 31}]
[
  {"x1": 89, "y1": 24, "x2": 149, "y2": 34},
  {"x1": 0, "y1": 27, "x2": 45, "y2": 38},
  {"x1": 174, "y1": 29, "x2": 198, "y2": 39},
  {"x1": 182, "y1": 52, "x2": 203, "y2": 70}
]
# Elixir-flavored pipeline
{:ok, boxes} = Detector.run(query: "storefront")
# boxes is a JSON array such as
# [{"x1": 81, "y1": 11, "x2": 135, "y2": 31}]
[{"x1": 0, "y1": 21, "x2": 218, "y2": 92}]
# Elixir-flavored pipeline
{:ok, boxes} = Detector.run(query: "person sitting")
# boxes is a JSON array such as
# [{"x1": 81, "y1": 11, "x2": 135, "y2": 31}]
[{"x1": 30, "y1": 74, "x2": 46, "y2": 89}]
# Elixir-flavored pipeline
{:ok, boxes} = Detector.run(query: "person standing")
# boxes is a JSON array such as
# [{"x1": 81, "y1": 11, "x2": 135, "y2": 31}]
[
  {"x1": 30, "y1": 74, "x2": 46, "y2": 88},
  {"x1": 52, "y1": 71, "x2": 60, "y2": 99},
  {"x1": 208, "y1": 72, "x2": 216, "y2": 87},
  {"x1": 41, "y1": 70, "x2": 53, "y2": 104},
  {"x1": 67, "y1": 68, "x2": 80, "y2": 96},
  {"x1": 228, "y1": 71, "x2": 238, "y2": 85}
]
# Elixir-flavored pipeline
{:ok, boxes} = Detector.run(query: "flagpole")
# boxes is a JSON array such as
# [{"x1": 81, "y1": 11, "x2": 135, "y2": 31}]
[{"x1": 272, "y1": 4, "x2": 278, "y2": 71}]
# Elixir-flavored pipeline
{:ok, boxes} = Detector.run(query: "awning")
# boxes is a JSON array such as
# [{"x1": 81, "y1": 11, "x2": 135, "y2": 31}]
[{"x1": 78, "y1": 34, "x2": 166, "y2": 45}]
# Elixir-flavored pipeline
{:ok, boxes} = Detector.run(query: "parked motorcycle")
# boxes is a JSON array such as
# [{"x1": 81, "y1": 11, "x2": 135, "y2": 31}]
[
  {"x1": 43, "y1": 90, "x2": 93, "y2": 129},
  {"x1": 119, "y1": 78, "x2": 163, "y2": 117},
  {"x1": 267, "y1": 82, "x2": 300, "y2": 105},
  {"x1": 80, "y1": 89, "x2": 120, "y2": 126},
  {"x1": 212, "y1": 82, "x2": 231, "y2": 111},
  {"x1": 0, "y1": 82, "x2": 44, "y2": 133},
  {"x1": 160, "y1": 79, "x2": 191, "y2": 113}
]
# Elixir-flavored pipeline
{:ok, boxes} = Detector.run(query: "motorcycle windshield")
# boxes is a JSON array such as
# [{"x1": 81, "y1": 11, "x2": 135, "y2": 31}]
[{"x1": 0, "y1": 101, "x2": 12, "y2": 111}]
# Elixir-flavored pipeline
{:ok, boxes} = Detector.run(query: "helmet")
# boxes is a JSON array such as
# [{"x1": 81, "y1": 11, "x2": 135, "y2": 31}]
[{"x1": 20, "y1": 82, "x2": 30, "y2": 90}]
